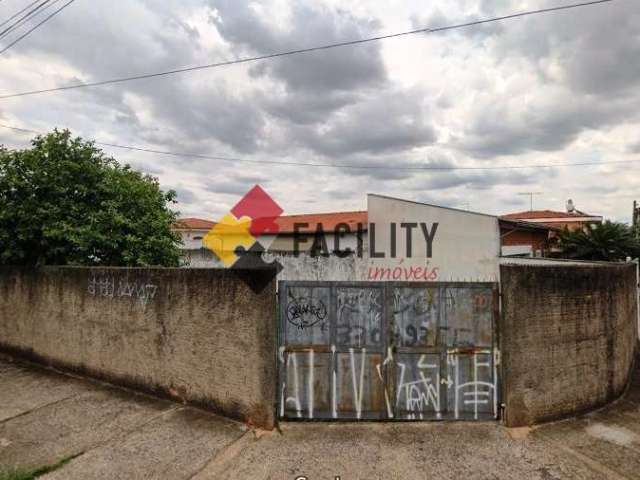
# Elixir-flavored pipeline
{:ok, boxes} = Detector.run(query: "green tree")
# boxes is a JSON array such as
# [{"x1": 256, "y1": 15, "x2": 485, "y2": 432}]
[
  {"x1": 0, "y1": 129, "x2": 182, "y2": 266},
  {"x1": 556, "y1": 221, "x2": 640, "y2": 261}
]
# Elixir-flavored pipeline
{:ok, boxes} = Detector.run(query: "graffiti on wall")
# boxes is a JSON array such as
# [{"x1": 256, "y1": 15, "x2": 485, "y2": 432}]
[
  {"x1": 279, "y1": 282, "x2": 498, "y2": 420},
  {"x1": 87, "y1": 274, "x2": 158, "y2": 306}
]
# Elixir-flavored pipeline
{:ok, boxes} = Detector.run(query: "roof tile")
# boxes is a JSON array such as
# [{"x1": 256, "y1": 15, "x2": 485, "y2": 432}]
[
  {"x1": 176, "y1": 211, "x2": 368, "y2": 233},
  {"x1": 501, "y1": 210, "x2": 597, "y2": 220},
  {"x1": 174, "y1": 217, "x2": 216, "y2": 230},
  {"x1": 275, "y1": 211, "x2": 367, "y2": 233}
]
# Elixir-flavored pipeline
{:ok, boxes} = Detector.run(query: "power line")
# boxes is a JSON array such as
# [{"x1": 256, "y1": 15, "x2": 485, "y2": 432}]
[
  {"x1": 0, "y1": 0, "x2": 74, "y2": 54},
  {"x1": 0, "y1": 0, "x2": 43, "y2": 29},
  {"x1": 0, "y1": 0, "x2": 52, "y2": 40},
  {"x1": 1, "y1": 122, "x2": 637, "y2": 172},
  {"x1": 0, "y1": 0, "x2": 613, "y2": 99}
]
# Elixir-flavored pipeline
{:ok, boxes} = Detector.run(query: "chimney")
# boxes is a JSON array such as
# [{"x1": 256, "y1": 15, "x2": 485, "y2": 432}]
[{"x1": 566, "y1": 199, "x2": 575, "y2": 213}]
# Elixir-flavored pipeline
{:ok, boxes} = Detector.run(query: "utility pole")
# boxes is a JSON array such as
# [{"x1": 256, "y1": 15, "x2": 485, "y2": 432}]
[
  {"x1": 633, "y1": 200, "x2": 639, "y2": 230},
  {"x1": 517, "y1": 192, "x2": 543, "y2": 211}
]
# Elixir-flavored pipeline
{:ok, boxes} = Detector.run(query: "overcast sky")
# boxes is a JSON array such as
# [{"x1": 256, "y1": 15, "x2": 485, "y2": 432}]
[{"x1": 0, "y1": 0, "x2": 638, "y2": 221}]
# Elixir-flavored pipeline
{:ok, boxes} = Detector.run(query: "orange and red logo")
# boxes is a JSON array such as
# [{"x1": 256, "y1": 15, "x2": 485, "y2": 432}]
[{"x1": 203, "y1": 185, "x2": 283, "y2": 292}]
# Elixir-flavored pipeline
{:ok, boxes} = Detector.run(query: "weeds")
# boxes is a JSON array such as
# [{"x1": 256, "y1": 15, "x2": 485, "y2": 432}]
[{"x1": 0, "y1": 453, "x2": 81, "y2": 480}]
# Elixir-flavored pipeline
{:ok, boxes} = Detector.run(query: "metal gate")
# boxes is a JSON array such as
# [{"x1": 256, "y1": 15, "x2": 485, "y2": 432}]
[{"x1": 278, "y1": 281, "x2": 499, "y2": 421}]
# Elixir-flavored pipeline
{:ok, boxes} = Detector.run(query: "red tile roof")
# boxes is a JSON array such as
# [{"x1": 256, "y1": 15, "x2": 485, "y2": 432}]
[
  {"x1": 501, "y1": 210, "x2": 597, "y2": 220},
  {"x1": 275, "y1": 211, "x2": 368, "y2": 233},
  {"x1": 174, "y1": 217, "x2": 216, "y2": 230},
  {"x1": 499, "y1": 218, "x2": 559, "y2": 232},
  {"x1": 175, "y1": 211, "x2": 368, "y2": 233}
]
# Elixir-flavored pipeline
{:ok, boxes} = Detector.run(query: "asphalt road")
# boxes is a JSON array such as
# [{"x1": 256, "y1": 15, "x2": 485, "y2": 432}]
[{"x1": 1, "y1": 353, "x2": 639, "y2": 479}]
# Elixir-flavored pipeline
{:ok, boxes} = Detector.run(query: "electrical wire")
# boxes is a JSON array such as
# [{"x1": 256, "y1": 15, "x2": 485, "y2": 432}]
[
  {"x1": 0, "y1": 123, "x2": 636, "y2": 172},
  {"x1": 0, "y1": 0, "x2": 613, "y2": 99},
  {"x1": 0, "y1": 0, "x2": 42, "y2": 29},
  {"x1": 0, "y1": 0, "x2": 52, "y2": 40},
  {"x1": 0, "y1": 0, "x2": 74, "y2": 54}
]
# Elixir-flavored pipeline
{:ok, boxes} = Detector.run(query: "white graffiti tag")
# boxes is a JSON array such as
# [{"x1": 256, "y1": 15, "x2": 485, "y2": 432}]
[{"x1": 87, "y1": 275, "x2": 158, "y2": 305}]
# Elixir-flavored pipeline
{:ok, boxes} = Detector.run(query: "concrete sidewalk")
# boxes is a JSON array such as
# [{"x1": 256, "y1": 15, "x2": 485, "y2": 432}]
[{"x1": 1, "y1": 354, "x2": 640, "y2": 480}]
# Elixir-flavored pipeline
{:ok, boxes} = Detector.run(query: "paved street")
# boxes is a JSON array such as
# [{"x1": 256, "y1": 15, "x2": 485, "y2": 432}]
[{"x1": 1, "y1": 353, "x2": 639, "y2": 480}]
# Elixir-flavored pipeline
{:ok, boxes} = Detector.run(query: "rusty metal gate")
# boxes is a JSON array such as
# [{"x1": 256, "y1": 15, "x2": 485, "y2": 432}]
[{"x1": 278, "y1": 281, "x2": 499, "y2": 421}]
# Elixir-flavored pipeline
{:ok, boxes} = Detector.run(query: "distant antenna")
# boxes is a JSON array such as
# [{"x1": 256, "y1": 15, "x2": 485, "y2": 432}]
[{"x1": 517, "y1": 192, "x2": 543, "y2": 211}]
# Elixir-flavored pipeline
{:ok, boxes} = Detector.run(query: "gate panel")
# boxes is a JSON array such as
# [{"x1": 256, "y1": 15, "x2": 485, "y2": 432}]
[
  {"x1": 281, "y1": 351, "x2": 331, "y2": 419},
  {"x1": 284, "y1": 285, "x2": 330, "y2": 345},
  {"x1": 335, "y1": 351, "x2": 385, "y2": 419},
  {"x1": 332, "y1": 284, "x2": 386, "y2": 420},
  {"x1": 335, "y1": 287, "x2": 383, "y2": 347},
  {"x1": 392, "y1": 286, "x2": 439, "y2": 348},
  {"x1": 278, "y1": 281, "x2": 498, "y2": 421},
  {"x1": 441, "y1": 286, "x2": 493, "y2": 347},
  {"x1": 394, "y1": 353, "x2": 442, "y2": 419},
  {"x1": 446, "y1": 351, "x2": 496, "y2": 420}
]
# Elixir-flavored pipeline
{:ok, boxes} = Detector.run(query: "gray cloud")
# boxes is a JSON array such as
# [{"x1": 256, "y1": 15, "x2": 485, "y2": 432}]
[
  {"x1": 1, "y1": 0, "x2": 637, "y2": 223},
  {"x1": 4, "y1": 1, "x2": 268, "y2": 155},
  {"x1": 127, "y1": 160, "x2": 164, "y2": 175},
  {"x1": 3, "y1": 0, "x2": 437, "y2": 165},
  {"x1": 210, "y1": 1, "x2": 386, "y2": 94},
  {"x1": 262, "y1": 89, "x2": 360, "y2": 125},
  {"x1": 294, "y1": 87, "x2": 436, "y2": 157},
  {"x1": 166, "y1": 186, "x2": 199, "y2": 204},
  {"x1": 410, "y1": 165, "x2": 555, "y2": 192},
  {"x1": 459, "y1": 92, "x2": 639, "y2": 158},
  {"x1": 410, "y1": 6, "x2": 505, "y2": 43},
  {"x1": 209, "y1": 1, "x2": 436, "y2": 159},
  {"x1": 628, "y1": 140, "x2": 640, "y2": 154},
  {"x1": 412, "y1": 2, "x2": 640, "y2": 159},
  {"x1": 203, "y1": 176, "x2": 268, "y2": 196},
  {"x1": 496, "y1": 2, "x2": 640, "y2": 97}
]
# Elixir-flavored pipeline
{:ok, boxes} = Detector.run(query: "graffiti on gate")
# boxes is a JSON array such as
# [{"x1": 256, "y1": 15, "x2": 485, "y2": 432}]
[
  {"x1": 279, "y1": 282, "x2": 498, "y2": 420},
  {"x1": 286, "y1": 291, "x2": 328, "y2": 330},
  {"x1": 393, "y1": 287, "x2": 438, "y2": 347},
  {"x1": 279, "y1": 347, "x2": 497, "y2": 420},
  {"x1": 336, "y1": 288, "x2": 383, "y2": 347}
]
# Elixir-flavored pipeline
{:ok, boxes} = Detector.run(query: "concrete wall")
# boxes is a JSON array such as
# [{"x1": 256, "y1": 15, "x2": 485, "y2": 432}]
[
  {"x1": 0, "y1": 266, "x2": 277, "y2": 428},
  {"x1": 183, "y1": 248, "x2": 369, "y2": 282},
  {"x1": 500, "y1": 263, "x2": 637, "y2": 427}
]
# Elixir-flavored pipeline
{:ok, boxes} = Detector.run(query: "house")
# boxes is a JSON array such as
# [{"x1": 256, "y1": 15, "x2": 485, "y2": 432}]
[
  {"x1": 498, "y1": 218, "x2": 557, "y2": 257},
  {"x1": 173, "y1": 212, "x2": 366, "y2": 252},
  {"x1": 174, "y1": 207, "x2": 556, "y2": 261},
  {"x1": 173, "y1": 217, "x2": 215, "y2": 249},
  {"x1": 501, "y1": 200, "x2": 602, "y2": 232}
]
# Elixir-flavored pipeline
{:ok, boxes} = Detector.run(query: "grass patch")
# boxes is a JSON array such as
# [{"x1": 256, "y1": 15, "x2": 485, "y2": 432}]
[
  {"x1": 0, "y1": 467, "x2": 39, "y2": 480},
  {"x1": 0, "y1": 453, "x2": 81, "y2": 480}
]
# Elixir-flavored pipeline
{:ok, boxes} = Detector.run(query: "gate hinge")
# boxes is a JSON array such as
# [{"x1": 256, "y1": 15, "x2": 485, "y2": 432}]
[{"x1": 494, "y1": 349, "x2": 501, "y2": 366}]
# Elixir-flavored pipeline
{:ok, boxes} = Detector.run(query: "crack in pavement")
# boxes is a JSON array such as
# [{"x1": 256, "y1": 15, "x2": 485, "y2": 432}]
[
  {"x1": 0, "y1": 392, "x2": 83, "y2": 425},
  {"x1": 552, "y1": 441, "x2": 632, "y2": 480},
  {"x1": 188, "y1": 430, "x2": 258, "y2": 480}
]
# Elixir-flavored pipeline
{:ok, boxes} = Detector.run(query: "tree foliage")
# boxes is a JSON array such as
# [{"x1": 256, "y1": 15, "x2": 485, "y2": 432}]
[
  {"x1": 556, "y1": 221, "x2": 640, "y2": 261},
  {"x1": 0, "y1": 130, "x2": 182, "y2": 266}
]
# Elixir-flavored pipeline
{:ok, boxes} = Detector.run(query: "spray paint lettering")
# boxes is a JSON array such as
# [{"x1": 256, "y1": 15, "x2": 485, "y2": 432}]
[{"x1": 87, "y1": 275, "x2": 158, "y2": 305}]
